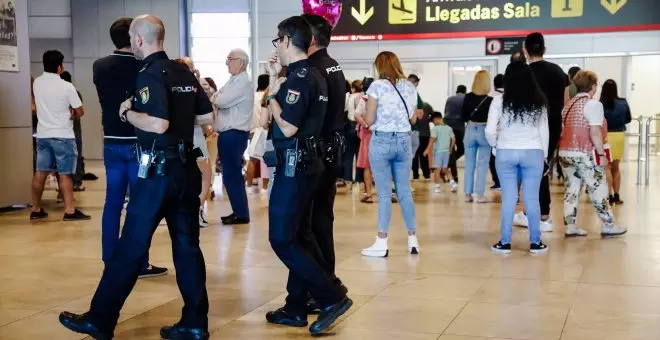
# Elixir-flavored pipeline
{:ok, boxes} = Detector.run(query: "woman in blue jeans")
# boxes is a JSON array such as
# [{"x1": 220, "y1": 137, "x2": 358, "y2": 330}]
[
  {"x1": 485, "y1": 61, "x2": 549, "y2": 254},
  {"x1": 461, "y1": 70, "x2": 494, "y2": 203},
  {"x1": 354, "y1": 51, "x2": 420, "y2": 257}
]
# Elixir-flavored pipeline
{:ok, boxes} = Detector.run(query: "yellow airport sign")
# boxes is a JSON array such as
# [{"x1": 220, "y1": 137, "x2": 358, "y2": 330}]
[{"x1": 388, "y1": 0, "x2": 417, "y2": 25}]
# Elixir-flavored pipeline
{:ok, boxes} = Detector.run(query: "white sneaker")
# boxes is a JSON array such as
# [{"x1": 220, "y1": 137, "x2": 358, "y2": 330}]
[
  {"x1": 565, "y1": 225, "x2": 588, "y2": 237},
  {"x1": 361, "y1": 237, "x2": 389, "y2": 257},
  {"x1": 199, "y1": 208, "x2": 209, "y2": 228},
  {"x1": 513, "y1": 212, "x2": 529, "y2": 228},
  {"x1": 476, "y1": 195, "x2": 491, "y2": 204},
  {"x1": 408, "y1": 235, "x2": 420, "y2": 254},
  {"x1": 433, "y1": 184, "x2": 442, "y2": 193},
  {"x1": 601, "y1": 224, "x2": 627, "y2": 238},
  {"x1": 450, "y1": 180, "x2": 458, "y2": 193},
  {"x1": 540, "y1": 219, "x2": 554, "y2": 233}
]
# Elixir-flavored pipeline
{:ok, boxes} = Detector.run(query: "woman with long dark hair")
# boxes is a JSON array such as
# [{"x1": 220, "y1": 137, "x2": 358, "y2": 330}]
[
  {"x1": 486, "y1": 61, "x2": 549, "y2": 254},
  {"x1": 600, "y1": 79, "x2": 631, "y2": 205}
]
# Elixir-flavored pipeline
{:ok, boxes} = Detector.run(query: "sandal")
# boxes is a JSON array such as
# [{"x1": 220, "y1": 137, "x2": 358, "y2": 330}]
[{"x1": 360, "y1": 195, "x2": 374, "y2": 204}]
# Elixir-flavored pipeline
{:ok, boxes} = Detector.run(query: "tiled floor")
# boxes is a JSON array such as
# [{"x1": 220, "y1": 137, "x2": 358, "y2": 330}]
[{"x1": 0, "y1": 161, "x2": 658, "y2": 339}]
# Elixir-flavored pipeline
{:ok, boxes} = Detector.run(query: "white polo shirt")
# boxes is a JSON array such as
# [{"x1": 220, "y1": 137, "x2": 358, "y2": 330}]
[{"x1": 34, "y1": 72, "x2": 83, "y2": 139}]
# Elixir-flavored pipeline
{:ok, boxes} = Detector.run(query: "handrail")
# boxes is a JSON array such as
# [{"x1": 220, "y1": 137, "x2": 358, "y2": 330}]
[
  {"x1": 645, "y1": 115, "x2": 660, "y2": 185},
  {"x1": 625, "y1": 115, "x2": 645, "y2": 185}
]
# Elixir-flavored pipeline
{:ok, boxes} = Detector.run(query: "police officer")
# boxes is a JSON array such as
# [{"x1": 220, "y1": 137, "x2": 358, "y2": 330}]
[
  {"x1": 263, "y1": 16, "x2": 352, "y2": 335},
  {"x1": 59, "y1": 15, "x2": 212, "y2": 340},
  {"x1": 299, "y1": 13, "x2": 347, "y2": 306}
]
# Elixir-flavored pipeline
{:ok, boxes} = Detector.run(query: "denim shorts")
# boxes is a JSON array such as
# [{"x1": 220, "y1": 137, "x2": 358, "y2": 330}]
[
  {"x1": 433, "y1": 150, "x2": 450, "y2": 168},
  {"x1": 36, "y1": 138, "x2": 78, "y2": 175}
]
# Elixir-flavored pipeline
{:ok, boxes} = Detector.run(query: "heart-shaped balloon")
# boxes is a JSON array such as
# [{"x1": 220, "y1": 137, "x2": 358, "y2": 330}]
[{"x1": 302, "y1": 0, "x2": 343, "y2": 30}]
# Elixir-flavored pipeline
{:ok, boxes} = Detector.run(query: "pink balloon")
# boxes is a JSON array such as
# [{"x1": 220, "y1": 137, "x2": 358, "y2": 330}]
[{"x1": 302, "y1": 0, "x2": 343, "y2": 30}]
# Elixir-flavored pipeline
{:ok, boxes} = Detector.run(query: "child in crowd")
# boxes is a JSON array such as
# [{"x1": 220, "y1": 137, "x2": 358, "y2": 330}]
[{"x1": 424, "y1": 112, "x2": 455, "y2": 193}]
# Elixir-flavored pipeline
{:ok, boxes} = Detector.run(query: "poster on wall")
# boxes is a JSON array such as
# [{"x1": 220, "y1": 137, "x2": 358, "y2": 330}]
[
  {"x1": 332, "y1": 0, "x2": 660, "y2": 41},
  {"x1": 0, "y1": 0, "x2": 18, "y2": 72}
]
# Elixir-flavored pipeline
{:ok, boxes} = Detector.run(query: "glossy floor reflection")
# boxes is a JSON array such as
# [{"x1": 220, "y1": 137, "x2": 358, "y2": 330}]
[{"x1": 0, "y1": 161, "x2": 658, "y2": 339}]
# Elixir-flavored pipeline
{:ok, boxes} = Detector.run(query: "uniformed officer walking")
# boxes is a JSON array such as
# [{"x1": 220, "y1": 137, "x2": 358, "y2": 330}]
[
  {"x1": 301, "y1": 13, "x2": 347, "y2": 279},
  {"x1": 58, "y1": 15, "x2": 212, "y2": 340},
  {"x1": 263, "y1": 16, "x2": 352, "y2": 335}
]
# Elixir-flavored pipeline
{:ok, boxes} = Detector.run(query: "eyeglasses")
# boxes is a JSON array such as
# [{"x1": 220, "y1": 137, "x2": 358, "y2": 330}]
[
  {"x1": 225, "y1": 57, "x2": 240, "y2": 64},
  {"x1": 272, "y1": 35, "x2": 290, "y2": 48}
]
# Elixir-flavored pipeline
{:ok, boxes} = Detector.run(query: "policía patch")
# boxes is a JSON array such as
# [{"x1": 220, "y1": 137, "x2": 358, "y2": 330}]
[
  {"x1": 286, "y1": 89, "x2": 300, "y2": 104},
  {"x1": 139, "y1": 87, "x2": 150, "y2": 104}
]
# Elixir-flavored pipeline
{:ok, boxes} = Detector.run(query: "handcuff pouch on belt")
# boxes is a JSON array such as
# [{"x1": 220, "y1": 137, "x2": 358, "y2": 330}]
[{"x1": 322, "y1": 131, "x2": 346, "y2": 167}]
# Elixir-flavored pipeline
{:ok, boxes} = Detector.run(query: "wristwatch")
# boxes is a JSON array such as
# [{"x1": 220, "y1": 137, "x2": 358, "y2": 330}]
[
  {"x1": 120, "y1": 109, "x2": 129, "y2": 122},
  {"x1": 266, "y1": 95, "x2": 276, "y2": 104}
]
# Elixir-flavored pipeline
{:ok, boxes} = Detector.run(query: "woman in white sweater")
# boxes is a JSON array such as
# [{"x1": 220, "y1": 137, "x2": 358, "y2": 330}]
[{"x1": 485, "y1": 61, "x2": 549, "y2": 254}]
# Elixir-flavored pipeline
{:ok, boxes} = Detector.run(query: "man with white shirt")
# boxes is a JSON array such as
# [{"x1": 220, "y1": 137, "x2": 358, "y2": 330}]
[
  {"x1": 30, "y1": 50, "x2": 90, "y2": 221},
  {"x1": 211, "y1": 49, "x2": 254, "y2": 225}
]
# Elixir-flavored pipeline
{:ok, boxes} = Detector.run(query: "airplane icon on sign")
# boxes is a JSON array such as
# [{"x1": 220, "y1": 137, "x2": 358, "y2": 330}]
[
  {"x1": 389, "y1": 0, "x2": 417, "y2": 24},
  {"x1": 392, "y1": 0, "x2": 414, "y2": 15}
]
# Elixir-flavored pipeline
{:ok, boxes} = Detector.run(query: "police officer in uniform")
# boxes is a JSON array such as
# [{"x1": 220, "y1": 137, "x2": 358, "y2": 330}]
[
  {"x1": 299, "y1": 13, "x2": 347, "y2": 307},
  {"x1": 263, "y1": 16, "x2": 352, "y2": 335},
  {"x1": 59, "y1": 15, "x2": 212, "y2": 340}
]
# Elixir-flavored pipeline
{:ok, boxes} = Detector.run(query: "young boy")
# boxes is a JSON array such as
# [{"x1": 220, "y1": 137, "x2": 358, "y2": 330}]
[{"x1": 424, "y1": 112, "x2": 455, "y2": 193}]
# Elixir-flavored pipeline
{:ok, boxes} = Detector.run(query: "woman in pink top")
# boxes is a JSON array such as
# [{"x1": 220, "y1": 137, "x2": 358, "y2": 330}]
[{"x1": 557, "y1": 71, "x2": 627, "y2": 238}]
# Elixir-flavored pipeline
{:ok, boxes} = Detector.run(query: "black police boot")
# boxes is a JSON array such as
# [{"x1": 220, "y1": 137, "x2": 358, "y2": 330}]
[
  {"x1": 265, "y1": 308, "x2": 308, "y2": 327},
  {"x1": 160, "y1": 323, "x2": 210, "y2": 340},
  {"x1": 58, "y1": 312, "x2": 113, "y2": 340},
  {"x1": 308, "y1": 297, "x2": 353, "y2": 335}
]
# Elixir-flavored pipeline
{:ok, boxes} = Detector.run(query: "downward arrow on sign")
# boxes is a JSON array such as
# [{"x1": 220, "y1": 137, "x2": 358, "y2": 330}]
[
  {"x1": 352, "y1": 0, "x2": 374, "y2": 25},
  {"x1": 601, "y1": 0, "x2": 627, "y2": 15}
]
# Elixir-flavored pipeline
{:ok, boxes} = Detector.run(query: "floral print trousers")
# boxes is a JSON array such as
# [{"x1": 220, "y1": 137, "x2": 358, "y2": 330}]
[{"x1": 559, "y1": 154, "x2": 615, "y2": 227}]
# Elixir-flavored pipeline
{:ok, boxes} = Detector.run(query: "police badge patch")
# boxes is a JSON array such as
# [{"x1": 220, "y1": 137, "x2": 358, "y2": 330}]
[
  {"x1": 286, "y1": 89, "x2": 300, "y2": 104},
  {"x1": 139, "y1": 87, "x2": 150, "y2": 104}
]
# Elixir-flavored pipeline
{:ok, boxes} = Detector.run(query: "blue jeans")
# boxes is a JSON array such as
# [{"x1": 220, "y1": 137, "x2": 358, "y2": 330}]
[
  {"x1": 496, "y1": 149, "x2": 544, "y2": 245},
  {"x1": 36, "y1": 138, "x2": 78, "y2": 175},
  {"x1": 218, "y1": 130, "x2": 249, "y2": 218},
  {"x1": 463, "y1": 123, "x2": 491, "y2": 195},
  {"x1": 102, "y1": 144, "x2": 148, "y2": 269},
  {"x1": 369, "y1": 132, "x2": 416, "y2": 234},
  {"x1": 267, "y1": 167, "x2": 276, "y2": 198}
]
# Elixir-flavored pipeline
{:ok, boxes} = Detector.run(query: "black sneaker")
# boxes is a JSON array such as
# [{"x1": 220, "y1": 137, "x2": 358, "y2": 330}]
[
  {"x1": 73, "y1": 185, "x2": 86, "y2": 192},
  {"x1": 63, "y1": 209, "x2": 91, "y2": 221},
  {"x1": 30, "y1": 209, "x2": 48, "y2": 221},
  {"x1": 530, "y1": 242, "x2": 549, "y2": 254},
  {"x1": 609, "y1": 195, "x2": 615, "y2": 206},
  {"x1": 309, "y1": 297, "x2": 353, "y2": 335},
  {"x1": 160, "y1": 323, "x2": 209, "y2": 340},
  {"x1": 266, "y1": 308, "x2": 308, "y2": 327},
  {"x1": 139, "y1": 265, "x2": 168, "y2": 279},
  {"x1": 491, "y1": 241, "x2": 511, "y2": 254},
  {"x1": 490, "y1": 184, "x2": 501, "y2": 192}
]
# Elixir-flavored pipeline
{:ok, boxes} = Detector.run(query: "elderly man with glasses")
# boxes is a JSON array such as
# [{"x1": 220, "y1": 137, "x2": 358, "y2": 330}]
[{"x1": 210, "y1": 49, "x2": 254, "y2": 225}]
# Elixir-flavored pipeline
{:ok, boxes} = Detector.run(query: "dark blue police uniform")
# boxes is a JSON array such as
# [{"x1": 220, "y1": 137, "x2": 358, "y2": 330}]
[
  {"x1": 268, "y1": 59, "x2": 345, "y2": 314},
  {"x1": 304, "y1": 48, "x2": 347, "y2": 279},
  {"x1": 83, "y1": 51, "x2": 211, "y2": 335}
]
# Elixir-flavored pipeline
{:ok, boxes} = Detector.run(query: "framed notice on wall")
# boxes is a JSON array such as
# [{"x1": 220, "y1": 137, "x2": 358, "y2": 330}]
[
  {"x1": 332, "y1": 0, "x2": 660, "y2": 42},
  {"x1": 0, "y1": 0, "x2": 18, "y2": 72}
]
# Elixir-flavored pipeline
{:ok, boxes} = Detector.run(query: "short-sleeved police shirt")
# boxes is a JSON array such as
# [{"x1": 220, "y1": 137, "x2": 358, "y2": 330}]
[
  {"x1": 271, "y1": 59, "x2": 328, "y2": 149},
  {"x1": 133, "y1": 51, "x2": 213, "y2": 149},
  {"x1": 307, "y1": 49, "x2": 346, "y2": 138}
]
